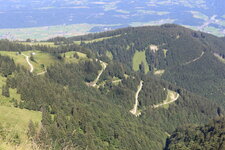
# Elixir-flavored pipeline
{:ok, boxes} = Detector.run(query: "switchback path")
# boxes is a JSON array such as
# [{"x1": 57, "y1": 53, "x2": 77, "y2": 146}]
[
  {"x1": 130, "y1": 80, "x2": 143, "y2": 117},
  {"x1": 152, "y1": 90, "x2": 179, "y2": 109},
  {"x1": 88, "y1": 60, "x2": 107, "y2": 87},
  {"x1": 22, "y1": 53, "x2": 34, "y2": 73},
  {"x1": 37, "y1": 70, "x2": 47, "y2": 76},
  {"x1": 183, "y1": 51, "x2": 204, "y2": 66}
]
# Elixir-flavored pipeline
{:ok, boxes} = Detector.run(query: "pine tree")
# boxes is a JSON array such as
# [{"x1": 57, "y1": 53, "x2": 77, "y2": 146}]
[
  {"x1": 2, "y1": 85, "x2": 10, "y2": 97},
  {"x1": 28, "y1": 120, "x2": 36, "y2": 138}
]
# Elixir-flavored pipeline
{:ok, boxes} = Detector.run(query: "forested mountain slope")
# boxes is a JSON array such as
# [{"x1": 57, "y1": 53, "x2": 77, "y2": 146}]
[
  {"x1": 165, "y1": 116, "x2": 225, "y2": 150},
  {"x1": 0, "y1": 24, "x2": 224, "y2": 149},
  {"x1": 65, "y1": 24, "x2": 225, "y2": 106}
]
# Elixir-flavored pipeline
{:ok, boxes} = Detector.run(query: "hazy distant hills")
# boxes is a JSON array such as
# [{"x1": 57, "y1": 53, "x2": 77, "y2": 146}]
[{"x1": 0, "y1": 0, "x2": 225, "y2": 38}]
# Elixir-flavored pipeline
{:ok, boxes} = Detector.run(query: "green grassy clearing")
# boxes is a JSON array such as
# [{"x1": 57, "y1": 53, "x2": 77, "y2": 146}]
[
  {"x1": 111, "y1": 77, "x2": 122, "y2": 86},
  {"x1": 163, "y1": 49, "x2": 168, "y2": 58},
  {"x1": 154, "y1": 69, "x2": 165, "y2": 76},
  {"x1": 0, "y1": 51, "x2": 57, "y2": 73},
  {"x1": 132, "y1": 50, "x2": 149, "y2": 74},
  {"x1": 74, "y1": 34, "x2": 121, "y2": 44},
  {"x1": 214, "y1": 53, "x2": 225, "y2": 64},
  {"x1": 0, "y1": 105, "x2": 41, "y2": 148},
  {"x1": 152, "y1": 89, "x2": 179, "y2": 109},
  {"x1": 0, "y1": 75, "x2": 41, "y2": 149},
  {"x1": 0, "y1": 51, "x2": 29, "y2": 69},
  {"x1": 0, "y1": 75, "x2": 21, "y2": 106},
  {"x1": 106, "y1": 51, "x2": 113, "y2": 60},
  {"x1": 24, "y1": 50, "x2": 57, "y2": 73},
  {"x1": 126, "y1": 45, "x2": 130, "y2": 51},
  {"x1": 61, "y1": 51, "x2": 88, "y2": 63},
  {"x1": 162, "y1": 90, "x2": 178, "y2": 109}
]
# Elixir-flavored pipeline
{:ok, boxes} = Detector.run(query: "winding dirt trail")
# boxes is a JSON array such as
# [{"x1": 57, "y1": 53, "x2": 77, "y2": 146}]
[
  {"x1": 130, "y1": 80, "x2": 143, "y2": 117},
  {"x1": 89, "y1": 60, "x2": 107, "y2": 87},
  {"x1": 183, "y1": 51, "x2": 204, "y2": 66},
  {"x1": 152, "y1": 90, "x2": 179, "y2": 109},
  {"x1": 22, "y1": 53, "x2": 34, "y2": 73},
  {"x1": 37, "y1": 70, "x2": 47, "y2": 76}
]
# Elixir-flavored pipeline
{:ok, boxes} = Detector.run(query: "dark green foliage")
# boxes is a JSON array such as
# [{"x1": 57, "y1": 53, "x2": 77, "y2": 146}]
[
  {"x1": 2, "y1": 84, "x2": 10, "y2": 97},
  {"x1": 73, "y1": 24, "x2": 225, "y2": 106},
  {"x1": 4, "y1": 57, "x2": 218, "y2": 150},
  {"x1": 162, "y1": 51, "x2": 225, "y2": 106},
  {"x1": 0, "y1": 55, "x2": 16, "y2": 76},
  {"x1": 27, "y1": 120, "x2": 36, "y2": 138},
  {"x1": 165, "y1": 117, "x2": 225, "y2": 150},
  {"x1": 0, "y1": 25, "x2": 224, "y2": 149}
]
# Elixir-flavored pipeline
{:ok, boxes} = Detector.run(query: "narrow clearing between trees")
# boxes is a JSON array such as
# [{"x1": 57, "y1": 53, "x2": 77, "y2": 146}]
[
  {"x1": 37, "y1": 70, "x2": 47, "y2": 76},
  {"x1": 183, "y1": 51, "x2": 204, "y2": 66},
  {"x1": 22, "y1": 53, "x2": 34, "y2": 73},
  {"x1": 130, "y1": 80, "x2": 143, "y2": 117},
  {"x1": 152, "y1": 90, "x2": 179, "y2": 109},
  {"x1": 89, "y1": 60, "x2": 107, "y2": 87}
]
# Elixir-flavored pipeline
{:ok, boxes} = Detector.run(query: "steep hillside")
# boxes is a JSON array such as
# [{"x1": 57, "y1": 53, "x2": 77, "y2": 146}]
[
  {"x1": 67, "y1": 24, "x2": 225, "y2": 105},
  {"x1": 165, "y1": 116, "x2": 225, "y2": 150},
  {"x1": 0, "y1": 39, "x2": 221, "y2": 149}
]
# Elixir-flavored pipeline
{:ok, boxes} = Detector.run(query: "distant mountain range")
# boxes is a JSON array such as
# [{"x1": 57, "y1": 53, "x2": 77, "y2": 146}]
[{"x1": 0, "y1": 0, "x2": 225, "y2": 40}]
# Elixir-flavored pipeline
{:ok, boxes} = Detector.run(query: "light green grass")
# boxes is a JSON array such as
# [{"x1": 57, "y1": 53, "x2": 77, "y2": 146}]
[
  {"x1": 214, "y1": 53, "x2": 225, "y2": 64},
  {"x1": 152, "y1": 89, "x2": 179, "y2": 109},
  {"x1": 112, "y1": 77, "x2": 122, "y2": 86},
  {"x1": 132, "y1": 50, "x2": 149, "y2": 74},
  {"x1": 163, "y1": 49, "x2": 168, "y2": 58},
  {"x1": 126, "y1": 45, "x2": 131, "y2": 51},
  {"x1": 74, "y1": 34, "x2": 121, "y2": 44},
  {"x1": 0, "y1": 75, "x2": 21, "y2": 106},
  {"x1": 106, "y1": 51, "x2": 113, "y2": 60},
  {"x1": 154, "y1": 69, "x2": 165, "y2": 76},
  {"x1": 62, "y1": 51, "x2": 88, "y2": 63},
  {"x1": 24, "y1": 50, "x2": 57, "y2": 73},
  {"x1": 0, "y1": 51, "x2": 57, "y2": 73},
  {"x1": 0, "y1": 75, "x2": 6, "y2": 87},
  {"x1": 0, "y1": 106, "x2": 41, "y2": 146},
  {"x1": 162, "y1": 90, "x2": 178, "y2": 109},
  {"x1": 0, "y1": 51, "x2": 29, "y2": 69}
]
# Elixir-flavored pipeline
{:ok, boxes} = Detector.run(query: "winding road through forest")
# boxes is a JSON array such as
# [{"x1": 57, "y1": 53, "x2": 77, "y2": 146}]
[
  {"x1": 130, "y1": 80, "x2": 143, "y2": 117},
  {"x1": 89, "y1": 60, "x2": 107, "y2": 87},
  {"x1": 152, "y1": 90, "x2": 179, "y2": 109},
  {"x1": 22, "y1": 53, "x2": 34, "y2": 73},
  {"x1": 183, "y1": 51, "x2": 205, "y2": 66}
]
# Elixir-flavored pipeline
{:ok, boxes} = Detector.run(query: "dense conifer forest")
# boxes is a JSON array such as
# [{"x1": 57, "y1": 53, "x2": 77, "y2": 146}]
[
  {"x1": 0, "y1": 24, "x2": 224, "y2": 149},
  {"x1": 165, "y1": 116, "x2": 225, "y2": 150}
]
